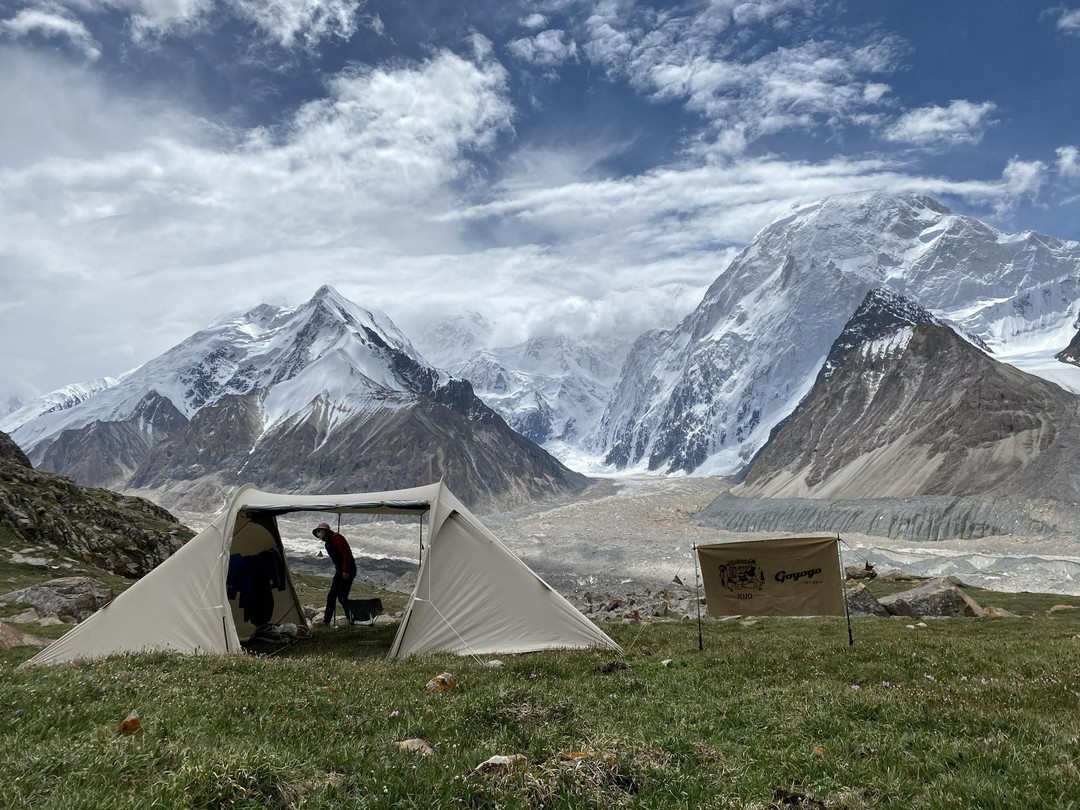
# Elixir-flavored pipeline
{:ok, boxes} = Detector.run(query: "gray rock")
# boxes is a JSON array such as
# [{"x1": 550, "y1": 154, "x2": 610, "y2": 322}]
[
  {"x1": 845, "y1": 565, "x2": 878, "y2": 580},
  {"x1": 877, "y1": 577, "x2": 983, "y2": 618},
  {"x1": 0, "y1": 577, "x2": 114, "y2": 622},
  {"x1": 844, "y1": 581, "x2": 888, "y2": 617},
  {"x1": 0, "y1": 622, "x2": 50, "y2": 649},
  {"x1": 8, "y1": 608, "x2": 40, "y2": 624},
  {"x1": 980, "y1": 606, "x2": 1020, "y2": 619}
]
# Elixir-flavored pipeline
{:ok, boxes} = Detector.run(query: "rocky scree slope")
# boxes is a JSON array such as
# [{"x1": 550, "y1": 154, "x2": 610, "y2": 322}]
[{"x1": 0, "y1": 431, "x2": 192, "y2": 577}]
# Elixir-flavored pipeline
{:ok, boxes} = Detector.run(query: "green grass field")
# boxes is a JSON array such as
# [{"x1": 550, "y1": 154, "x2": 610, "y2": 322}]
[{"x1": 2, "y1": 572, "x2": 1079, "y2": 810}]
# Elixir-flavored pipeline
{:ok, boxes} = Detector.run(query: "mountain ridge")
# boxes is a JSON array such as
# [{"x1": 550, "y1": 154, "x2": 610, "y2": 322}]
[
  {"x1": 10, "y1": 286, "x2": 587, "y2": 513},
  {"x1": 589, "y1": 191, "x2": 1080, "y2": 475}
]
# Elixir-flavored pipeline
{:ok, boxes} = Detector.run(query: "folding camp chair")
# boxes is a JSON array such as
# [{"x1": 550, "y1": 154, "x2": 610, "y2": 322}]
[{"x1": 347, "y1": 598, "x2": 384, "y2": 626}]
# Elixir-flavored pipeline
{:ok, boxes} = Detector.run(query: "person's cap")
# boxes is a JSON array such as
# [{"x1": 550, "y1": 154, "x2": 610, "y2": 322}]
[{"x1": 312, "y1": 522, "x2": 332, "y2": 537}]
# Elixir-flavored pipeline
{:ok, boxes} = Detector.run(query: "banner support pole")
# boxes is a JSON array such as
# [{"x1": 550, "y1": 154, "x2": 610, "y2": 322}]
[
  {"x1": 692, "y1": 544, "x2": 704, "y2": 652},
  {"x1": 837, "y1": 533, "x2": 853, "y2": 646}
]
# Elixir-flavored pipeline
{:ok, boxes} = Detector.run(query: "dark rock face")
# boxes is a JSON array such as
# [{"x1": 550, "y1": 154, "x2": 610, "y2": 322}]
[
  {"x1": 0, "y1": 445, "x2": 193, "y2": 578},
  {"x1": 0, "y1": 577, "x2": 115, "y2": 622},
  {"x1": 137, "y1": 394, "x2": 588, "y2": 514},
  {"x1": 34, "y1": 392, "x2": 187, "y2": 489},
  {"x1": 815, "y1": 288, "x2": 941, "y2": 384},
  {"x1": 0, "y1": 431, "x2": 31, "y2": 468},
  {"x1": 1057, "y1": 330, "x2": 1080, "y2": 366},
  {"x1": 129, "y1": 393, "x2": 263, "y2": 487},
  {"x1": 736, "y1": 290, "x2": 1080, "y2": 502}
]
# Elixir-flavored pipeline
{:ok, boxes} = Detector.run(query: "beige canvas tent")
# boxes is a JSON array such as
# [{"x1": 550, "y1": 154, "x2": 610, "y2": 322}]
[{"x1": 24, "y1": 482, "x2": 619, "y2": 666}]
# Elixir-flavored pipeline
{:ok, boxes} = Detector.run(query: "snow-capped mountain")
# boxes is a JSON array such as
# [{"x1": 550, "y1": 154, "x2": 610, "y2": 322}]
[
  {"x1": 1, "y1": 396, "x2": 25, "y2": 422},
  {"x1": 0, "y1": 377, "x2": 119, "y2": 435},
  {"x1": 694, "y1": 287, "x2": 1080, "y2": 541},
  {"x1": 11, "y1": 286, "x2": 585, "y2": 511},
  {"x1": 737, "y1": 287, "x2": 1080, "y2": 499},
  {"x1": 415, "y1": 319, "x2": 629, "y2": 462},
  {"x1": 590, "y1": 191, "x2": 1080, "y2": 475}
]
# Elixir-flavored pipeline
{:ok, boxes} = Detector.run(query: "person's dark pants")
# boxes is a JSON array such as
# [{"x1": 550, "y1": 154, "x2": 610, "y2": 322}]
[{"x1": 324, "y1": 572, "x2": 355, "y2": 624}]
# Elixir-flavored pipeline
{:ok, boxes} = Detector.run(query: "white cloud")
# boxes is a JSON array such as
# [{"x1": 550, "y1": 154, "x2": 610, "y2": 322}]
[
  {"x1": 521, "y1": 13, "x2": 547, "y2": 29},
  {"x1": 1056, "y1": 7, "x2": 1080, "y2": 34},
  {"x1": 0, "y1": 25, "x2": 1044, "y2": 400},
  {"x1": 228, "y1": 0, "x2": 362, "y2": 47},
  {"x1": 580, "y1": 0, "x2": 899, "y2": 153},
  {"x1": 507, "y1": 29, "x2": 578, "y2": 66},
  {"x1": 862, "y1": 82, "x2": 890, "y2": 103},
  {"x1": 1001, "y1": 157, "x2": 1046, "y2": 196},
  {"x1": 995, "y1": 157, "x2": 1047, "y2": 214},
  {"x1": 1057, "y1": 145, "x2": 1080, "y2": 181},
  {"x1": 0, "y1": 44, "x2": 515, "y2": 394},
  {"x1": 884, "y1": 99, "x2": 996, "y2": 147},
  {"x1": 38, "y1": 0, "x2": 365, "y2": 47},
  {"x1": 0, "y1": 6, "x2": 1072, "y2": 402},
  {"x1": 0, "y1": 7, "x2": 101, "y2": 60}
]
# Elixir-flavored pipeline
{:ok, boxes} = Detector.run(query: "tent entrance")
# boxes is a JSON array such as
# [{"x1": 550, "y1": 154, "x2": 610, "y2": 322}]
[
  {"x1": 227, "y1": 511, "x2": 308, "y2": 641},
  {"x1": 228, "y1": 502, "x2": 432, "y2": 643}
]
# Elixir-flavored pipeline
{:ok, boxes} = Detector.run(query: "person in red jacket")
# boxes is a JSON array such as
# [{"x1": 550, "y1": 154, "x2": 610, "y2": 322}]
[{"x1": 312, "y1": 522, "x2": 356, "y2": 625}]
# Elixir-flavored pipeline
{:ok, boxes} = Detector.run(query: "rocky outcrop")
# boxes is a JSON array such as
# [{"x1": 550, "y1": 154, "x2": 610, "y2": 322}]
[
  {"x1": 0, "y1": 431, "x2": 31, "y2": 467},
  {"x1": 0, "y1": 577, "x2": 115, "y2": 622},
  {"x1": 0, "y1": 439, "x2": 193, "y2": 577},
  {"x1": 570, "y1": 586, "x2": 699, "y2": 622},
  {"x1": 877, "y1": 577, "x2": 983, "y2": 618},
  {"x1": 1057, "y1": 330, "x2": 1080, "y2": 366},
  {"x1": 844, "y1": 581, "x2": 888, "y2": 617}
]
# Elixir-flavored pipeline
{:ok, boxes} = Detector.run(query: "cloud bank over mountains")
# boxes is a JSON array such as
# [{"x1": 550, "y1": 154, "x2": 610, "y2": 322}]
[{"x1": 1, "y1": 0, "x2": 1078, "y2": 400}]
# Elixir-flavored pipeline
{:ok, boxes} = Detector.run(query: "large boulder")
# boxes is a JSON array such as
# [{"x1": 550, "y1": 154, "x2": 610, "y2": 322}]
[
  {"x1": 0, "y1": 577, "x2": 114, "y2": 622},
  {"x1": 877, "y1": 577, "x2": 983, "y2": 618},
  {"x1": 844, "y1": 581, "x2": 888, "y2": 617},
  {"x1": 0, "y1": 622, "x2": 50, "y2": 649}
]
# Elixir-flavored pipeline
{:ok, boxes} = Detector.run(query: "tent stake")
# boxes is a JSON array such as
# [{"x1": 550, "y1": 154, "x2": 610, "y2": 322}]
[
  {"x1": 692, "y1": 544, "x2": 704, "y2": 652},
  {"x1": 837, "y1": 533, "x2": 853, "y2": 646}
]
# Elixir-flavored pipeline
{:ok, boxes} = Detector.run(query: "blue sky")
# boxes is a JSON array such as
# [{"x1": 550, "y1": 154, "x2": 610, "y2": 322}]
[{"x1": 1, "y1": 0, "x2": 1079, "y2": 403}]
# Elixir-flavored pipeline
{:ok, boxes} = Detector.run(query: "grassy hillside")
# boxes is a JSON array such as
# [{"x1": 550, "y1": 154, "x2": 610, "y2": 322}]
[{"x1": 2, "y1": 581, "x2": 1079, "y2": 809}]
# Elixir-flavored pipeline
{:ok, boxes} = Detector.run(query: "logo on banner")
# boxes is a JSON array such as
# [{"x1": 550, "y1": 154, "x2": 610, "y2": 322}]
[
  {"x1": 774, "y1": 567, "x2": 824, "y2": 583},
  {"x1": 717, "y1": 558, "x2": 765, "y2": 592}
]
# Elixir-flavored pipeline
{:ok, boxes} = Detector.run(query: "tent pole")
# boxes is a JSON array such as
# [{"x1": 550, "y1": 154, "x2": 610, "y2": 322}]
[
  {"x1": 837, "y1": 534, "x2": 853, "y2": 646},
  {"x1": 418, "y1": 513, "x2": 423, "y2": 568},
  {"x1": 692, "y1": 544, "x2": 704, "y2": 652}
]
